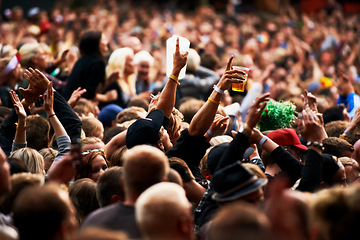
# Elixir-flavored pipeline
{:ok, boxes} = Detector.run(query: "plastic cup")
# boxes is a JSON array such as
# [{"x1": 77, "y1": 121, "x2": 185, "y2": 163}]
[{"x1": 232, "y1": 66, "x2": 250, "y2": 92}]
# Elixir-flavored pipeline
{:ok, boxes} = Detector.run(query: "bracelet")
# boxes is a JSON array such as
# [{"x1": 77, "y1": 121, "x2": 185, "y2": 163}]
[
  {"x1": 306, "y1": 141, "x2": 324, "y2": 151},
  {"x1": 169, "y1": 74, "x2": 180, "y2": 85},
  {"x1": 344, "y1": 130, "x2": 351, "y2": 135},
  {"x1": 48, "y1": 114, "x2": 56, "y2": 118},
  {"x1": 213, "y1": 85, "x2": 224, "y2": 95},
  {"x1": 206, "y1": 129, "x2": 214, "y2": 137},
  {"x1": 258, "y1": 136, "x2": 268, "y2": 150},
  {"x1": 208, "y1": 97, "x2": 220, "y2": 105}
]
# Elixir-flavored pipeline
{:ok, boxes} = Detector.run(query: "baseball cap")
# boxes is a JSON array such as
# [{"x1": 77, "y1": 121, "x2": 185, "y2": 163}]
[
  {"x1": 266, "y1": 128, "x2": 307, "y2": 151},
  {"x1": 125, "y1": 109, "x2": 164, "y2": 149},
  {"x1": 98, "y1": 104, "x2": 123, "y2": 128}
]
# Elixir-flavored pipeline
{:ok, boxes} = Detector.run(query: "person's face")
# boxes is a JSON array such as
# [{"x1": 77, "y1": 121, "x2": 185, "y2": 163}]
[
  {"x1": 170, "y1": 127, "x2": 181, "y2": 146},
  {"x1": 159, "y1": 128, "x2": 173, "y2": 152},
  {"x1": 0, "y1": 148, "x2": 11, "y2": 196},
  {"x1": 124, "y1": 55, "x2": 135, "y2": 75},
  {"x1": 99, "y1": 34, "x2": 109, "y2": 57},
  {"x1": 90, "y1": 155, "x2": 108, "y2": 182},
  {"x1": 12, "y1": 63, "x2": 23, "y2": 82},
  {"x1": 137, "y1": 60, "x2": 150, "y2": 81}
]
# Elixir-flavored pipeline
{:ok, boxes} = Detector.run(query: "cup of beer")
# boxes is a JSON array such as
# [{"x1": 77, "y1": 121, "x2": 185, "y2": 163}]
[{"x1": 232, "y1": 66, "x2": 250, "y2": 92}]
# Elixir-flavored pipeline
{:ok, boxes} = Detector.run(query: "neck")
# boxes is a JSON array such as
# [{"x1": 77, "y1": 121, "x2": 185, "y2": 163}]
[{"x1": 123, "y1": 193, "x2": 139, "y2": 206}]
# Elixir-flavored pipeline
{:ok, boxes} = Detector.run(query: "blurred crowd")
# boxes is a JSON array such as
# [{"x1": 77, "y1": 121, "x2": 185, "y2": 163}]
[{"x1": 1, "y1": 0, "x2": 360, "y2": 240}]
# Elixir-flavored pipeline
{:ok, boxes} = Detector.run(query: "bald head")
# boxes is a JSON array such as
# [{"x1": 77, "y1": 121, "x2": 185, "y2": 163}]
[
  {"x1": 123, "y1": 145, "x2": 169, "y2": 198},
  {"x1": 135, "y1": 182, "x2": 193, "y2": 240}
]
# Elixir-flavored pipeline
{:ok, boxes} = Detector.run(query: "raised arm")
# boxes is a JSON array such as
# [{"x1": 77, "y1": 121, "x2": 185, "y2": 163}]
[
  {"x1": 156, "y1": 38, "x2": 188, "y2": 118},
  {"x1": 10, "y1": 90, "x2": 27, "y2": 149},
  {"x1": 189, "y1": 56, "x2": 247, "y2": 136}
]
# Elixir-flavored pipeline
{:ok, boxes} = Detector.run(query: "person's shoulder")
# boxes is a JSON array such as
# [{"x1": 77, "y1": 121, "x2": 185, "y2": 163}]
[{"x1": 82, "y1": 203, "x2": 122, "y2": 227}]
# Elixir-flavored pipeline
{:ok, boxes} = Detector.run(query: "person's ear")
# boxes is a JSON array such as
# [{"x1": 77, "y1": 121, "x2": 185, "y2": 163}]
[{"x1": 157, "y1": 140, "x2": 164, "y2": 151}]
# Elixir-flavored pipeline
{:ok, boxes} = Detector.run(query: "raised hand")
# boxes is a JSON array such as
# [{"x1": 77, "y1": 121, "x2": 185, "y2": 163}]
[
  {"x1": 68, "y1": 87, "x2": 87, "y2": 108},
  {"x1": 216, "y1": 56, "x2": 249, "y2": 92},
  {"x1": 246, "y1": 92, "x2": 271, "y2": 129},
  {"x1": 301, "y1": 105, "x2": 327, "y2": 142},
  {"x1": 10, "y1": 90, "x2": 27, "y2": 120},
  {"x1": 21, "y1": 68, "x2": 49, "y2": 105},
  {"x1": 301, "y1": 89, "x2": 318, "y2": 113},
  {"x1": 172, "y1": 38, "x2": 189, "y2": 76},
  {"x1": 43, "y1": 82, "x2": 54, "y2": 115},
  {"x1": 209, "y1": 114, "x2": 230, "y2": 134}
]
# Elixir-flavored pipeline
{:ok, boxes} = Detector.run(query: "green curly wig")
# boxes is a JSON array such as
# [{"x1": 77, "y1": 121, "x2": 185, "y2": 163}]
[{"x1": 257, "y1": 100, "x2": 296, "y2": 132}]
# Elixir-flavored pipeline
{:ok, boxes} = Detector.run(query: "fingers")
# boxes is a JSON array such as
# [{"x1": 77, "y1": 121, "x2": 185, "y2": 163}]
[
  {"x1": 226, "y1": 55, "x2": 234, "y2": 71},
  {"x1": 175, "y1": 37, "x2": 180, "y2": 53}
]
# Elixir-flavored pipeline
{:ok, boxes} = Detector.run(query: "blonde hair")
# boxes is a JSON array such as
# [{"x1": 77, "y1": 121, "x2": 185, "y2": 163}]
[
  {"x1": 10, "y1": 148, "x2": 45, "y2": 175},
  {"x1": 81, "y1": 116, "x2": 104, "y2": 139},
  {"x1": 106, "y1": 47, "x2": 134, "y2": 78},
  {"x1": 106, "y1": 47, "x2": 136, "y2": 96},
  {"x1": 18, "y1": 43, "x2": 41, "y2": 68}
]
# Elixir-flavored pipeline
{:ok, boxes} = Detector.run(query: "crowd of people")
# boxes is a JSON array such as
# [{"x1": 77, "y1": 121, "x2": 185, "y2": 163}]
[{"x1": 0, "y1": 0, "x2": 360, "y2": 239}]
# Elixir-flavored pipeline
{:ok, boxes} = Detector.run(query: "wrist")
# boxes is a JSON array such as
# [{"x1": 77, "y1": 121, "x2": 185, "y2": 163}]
[{"x1": 171, "y1": 69, "x2": 181, "y2": 77}]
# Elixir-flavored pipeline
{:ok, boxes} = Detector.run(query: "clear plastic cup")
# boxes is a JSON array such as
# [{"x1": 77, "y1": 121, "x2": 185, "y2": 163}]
[
  {"x1": 232, "y1": 66, "x2": 250, "y2": 92},
  {"x1": 166, "y1": 35, "x2": 190, "y2": 80}
]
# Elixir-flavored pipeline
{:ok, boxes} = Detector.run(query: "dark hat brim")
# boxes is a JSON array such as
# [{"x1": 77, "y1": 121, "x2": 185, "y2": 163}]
[{"x1": 212, "y1": 178, "x2": 267, "y2": 202}]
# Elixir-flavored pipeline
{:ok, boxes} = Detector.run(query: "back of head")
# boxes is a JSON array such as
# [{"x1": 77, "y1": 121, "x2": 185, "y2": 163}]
[
  {"x1": 9, "y1": 147, "x2": 44, "y2": 175},
  {"x1": 13, "y1": 183, "x2": 77, "y2": 240},
  {"x1": 82, "y1": 116, "x2": 104, "y2": 140},
  {"x1": 39, "y1": 148, "x2": 58, "y2": 173},
  {"x1": 186, "y1": 48, "x2": 201, "y2": 73},
  {"x1": 133, "y1": 50, "x2": 154, "y2": 66},
  {"x1": 209, "y1": 202, "x2": 272, "y2": 240},
  {"x1": 178, "y1": 98, "x2": 204, "y2": 124},
  {"x1": 323, "y1": 105, "x2": 347, "y2": 125},
  {"x1": 26, "y1": 115, "x2": 50, "y2": 151},
  {"x1": 79, "y1": 30, "x2": 102, "y2": 57},
  {"x1": 123, "y1": 145, "x2": 169, "y2": 197},
  {"x1": 325, "y1": 120, "x2": 348, "y2": 138},
  {"x1": 70, "y1": 228, "x2": 128, "y2": 240},
  {"x1": 18, "y1": 42, "x2": 40, "y2": 68},
  {"x1": 69, "y1": 178, "x2": 99, "y2": 223},
  {"x1": 322, "y1": 137, "x2": 354, "y2": 158},
  {"x1": 169, "y1": 157, "x2": 195, "y2": 183},
  {"x1": 96, "y1": 166, "x2": 125, "y2": 207},
  {"x1": 116, "y1": 106, "x2": 146, "y2": 124},
  {"x1": 136, "y1": 182, "x2": 192, "y2": 239},
  {"x1": 311, "y1": 185, "x2": 360, "y2": 240},
  {"x1": 0, "y1": 172, "x2": 43, "y2": 215}
]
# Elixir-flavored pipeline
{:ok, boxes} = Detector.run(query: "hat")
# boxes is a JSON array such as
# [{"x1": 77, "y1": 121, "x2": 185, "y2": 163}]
[
  {"x1": 126, "y1": 109, "x2": 164, "y2": 149},
  {"x1": 207, "y1": 143, "x2": 229, "y2": 175},
  {"x1": 212, "y1": 161, "x2": 267, "y2": 202},
  {"x1": 98, "y1": 104, "x2": 123, "y2": 128},
  {"x1": 266, "y1": 128, "x2": 307, "y2": 151}
]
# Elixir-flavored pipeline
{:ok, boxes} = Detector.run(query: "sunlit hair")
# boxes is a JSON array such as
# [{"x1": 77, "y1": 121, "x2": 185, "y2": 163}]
[
  {"x1": 106, "y1": 47, "x2": 134, "y2": 78},
  {"x1": 10, "y1": 148, "x2": 45, "y2": 175}
]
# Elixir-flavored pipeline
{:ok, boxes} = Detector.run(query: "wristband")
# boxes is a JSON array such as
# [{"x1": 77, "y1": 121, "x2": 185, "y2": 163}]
[
  {"x1": 169, "y1": 74, "x2": 180, "y2": 85},
  {"x1": 213, "y1": 85, "x2": 224, "y2": 95},
  {"x1": 206, "y1": 129, "x2": 214, "y2": 137},
  {"x1": 48, "y1": 114, "x2": 56, "y2": 119},
  {"x1": 208, "y1": 97, "x2": 220, "y2": 105},
  {"x1": 258, "y1": 136, "x2": 268, "y2": 150},
  {"x1": 344, "y1": 130, "x2": 351, "y2": 135}
]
